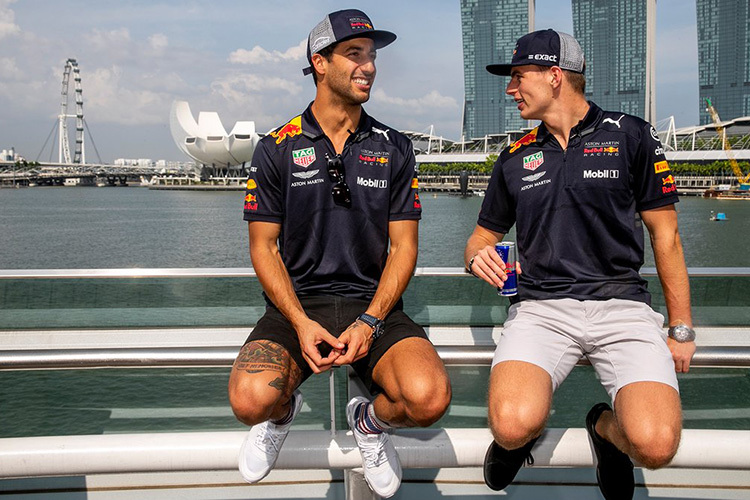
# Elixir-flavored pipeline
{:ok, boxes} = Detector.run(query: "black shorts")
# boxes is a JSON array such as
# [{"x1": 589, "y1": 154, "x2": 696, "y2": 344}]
[{"x1": 243, "y1": 294, "x2": 429, "y2": 394}]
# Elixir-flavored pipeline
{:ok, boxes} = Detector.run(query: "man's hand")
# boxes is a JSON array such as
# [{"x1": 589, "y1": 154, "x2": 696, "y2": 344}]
[
  {"x1": 667, "y1": 338, "x2": 696, "y2": 373},
  {"x1": 296, "y1": 319, "x2": 345, "y2": 373},
  {"x1": 333, "y1": 320, "x2": 373, "y2": 366},
  {"x1": 468, "y1": 244, "x2": 521, "y2": 290}
]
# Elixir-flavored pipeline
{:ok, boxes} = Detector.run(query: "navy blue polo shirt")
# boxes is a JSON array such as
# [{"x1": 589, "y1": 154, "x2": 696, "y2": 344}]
[
  {"x1": 479, "y1": 102, "x2": 678, "y2": 305},
  {"x1": 243, "y1": 103, "x2": 421, "y2": 300}
]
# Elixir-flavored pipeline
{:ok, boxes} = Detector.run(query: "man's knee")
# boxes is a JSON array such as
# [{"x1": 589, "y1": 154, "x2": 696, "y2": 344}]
[
  {"x1": 488, "y1": 399, "x2": 547, "y2": 450},
  {"x1": 627, "y1": 421, "x2": 681, "y2": 469},
  {"x1": 400, "y1": 373, "x2": 452, "y2": 427},
  {"x1": 228, "y1": 376, "x2": 286, "y2": 426}
]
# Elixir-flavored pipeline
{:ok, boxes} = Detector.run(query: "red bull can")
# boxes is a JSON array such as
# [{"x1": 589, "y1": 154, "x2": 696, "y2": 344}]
[{"x1": 495, "y1": 242, "x2": 518, "y2": 296}]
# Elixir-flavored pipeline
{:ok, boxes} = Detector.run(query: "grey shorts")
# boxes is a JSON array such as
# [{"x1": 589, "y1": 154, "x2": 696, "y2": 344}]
[{"x1": 492, "y1": 298, "x2": 679, "y2": 402}]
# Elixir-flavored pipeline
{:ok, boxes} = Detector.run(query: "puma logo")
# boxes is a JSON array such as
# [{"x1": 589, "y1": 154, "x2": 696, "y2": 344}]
[
  {"x1": 372, "y1": 127, "x2": 390, "y2": 141},
  {"x1": 603, "y1": 115, "x2": 625, "y2": 129}
]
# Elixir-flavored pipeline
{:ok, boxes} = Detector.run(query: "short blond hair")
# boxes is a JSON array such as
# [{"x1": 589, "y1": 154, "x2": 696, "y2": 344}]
[{"x1": 564, "y1": 70, "x2": 586, "y2": 95}]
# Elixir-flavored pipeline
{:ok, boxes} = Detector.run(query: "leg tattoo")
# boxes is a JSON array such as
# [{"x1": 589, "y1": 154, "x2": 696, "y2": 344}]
[{"x1": 234, "y1": 340, "x2": 302, "y2": 398}]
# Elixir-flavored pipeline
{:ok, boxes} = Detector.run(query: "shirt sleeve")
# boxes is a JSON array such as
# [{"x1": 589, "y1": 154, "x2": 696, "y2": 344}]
[
  {"x1": 389, "y1": 144, "x2": 422, "y2": 221},
  {"x1": 243, "y1": 140, "x2": 284, "y2": 223},
  {"x1": 633, "y1": 123, "x2": 679, "y2": 212},
  {"x1": 478, "y1": 157, "x2": 514, "y2": 233}
]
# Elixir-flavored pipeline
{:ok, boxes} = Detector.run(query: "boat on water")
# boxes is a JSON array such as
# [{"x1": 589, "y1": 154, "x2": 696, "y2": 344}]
[
  {"x1": 1, "y1": 268, "x2": 749, "y2": 499},
  {"x1": 710, "y1": 211, "x2": 728, "y2": 221}
]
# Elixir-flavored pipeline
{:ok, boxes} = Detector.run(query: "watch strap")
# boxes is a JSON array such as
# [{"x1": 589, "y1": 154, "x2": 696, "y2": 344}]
[{"x1": 357, "y1": 313, "x2": 384, "y2": 339}]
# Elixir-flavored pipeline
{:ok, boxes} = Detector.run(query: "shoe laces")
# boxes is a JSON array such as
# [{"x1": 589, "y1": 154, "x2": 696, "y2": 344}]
[
  {"x1": 255, "y1": 422, "x2": 287, "y2": 454},
  {"x1": 358, "y1": 432, "x2": 389, "y2": 468}
]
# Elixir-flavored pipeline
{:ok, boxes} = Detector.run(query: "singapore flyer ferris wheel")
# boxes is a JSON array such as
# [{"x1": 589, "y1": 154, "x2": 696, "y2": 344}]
[{"x1": 59, "y1": 58, "x2": 85, "y2": 164}]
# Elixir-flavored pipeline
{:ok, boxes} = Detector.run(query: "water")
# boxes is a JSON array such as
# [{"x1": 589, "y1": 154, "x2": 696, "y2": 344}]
[
  {"x1": 1, "y1": 186, "x2": 749, "y2": 269},
  {"x1": 1, "y1": 187, "x2": 749, "y2": 438}
]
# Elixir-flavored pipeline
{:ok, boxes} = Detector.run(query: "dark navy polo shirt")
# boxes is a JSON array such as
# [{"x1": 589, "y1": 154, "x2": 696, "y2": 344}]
[
  {"x1": 243, "y1": 103, "x2": 421, "y2": 300},
  {"x1": 478, "y1": 102, "x2": 679, "y2": 305}
]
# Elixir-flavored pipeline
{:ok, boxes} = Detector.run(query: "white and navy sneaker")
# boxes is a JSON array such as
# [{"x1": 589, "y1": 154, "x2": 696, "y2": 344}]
[
  {"x1": 346, "y1": 396, "x2": 402, "y2": 498},
  {"x1": 238, "y1": 390, "x2": 303, "y2": 483}
]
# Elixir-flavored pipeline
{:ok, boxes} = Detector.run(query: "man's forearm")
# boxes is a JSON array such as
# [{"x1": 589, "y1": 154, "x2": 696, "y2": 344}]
[
  {"x1": 365, "y1": 228, "x2": 418, "y2": 320},
  {"x1": 652, "y1": 231, "x2": 692, "y2": 326}
]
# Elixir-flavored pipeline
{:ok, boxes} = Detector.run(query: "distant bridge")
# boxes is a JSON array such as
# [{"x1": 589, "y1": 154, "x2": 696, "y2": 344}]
[{"x1": 0, "y1": 162, "x2": 167, "y2": 187}]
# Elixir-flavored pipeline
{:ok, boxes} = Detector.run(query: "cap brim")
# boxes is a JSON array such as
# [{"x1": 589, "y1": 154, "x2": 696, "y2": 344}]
[
  {"x1": 486, "y1": 64, "x2": 513, "y2": 76},
  {"x1": 340, "y1": 30, "x2": 397, "y2": 50},
  {"x1": 303, "y1": 30, "x2": 397, "y2": 76}
]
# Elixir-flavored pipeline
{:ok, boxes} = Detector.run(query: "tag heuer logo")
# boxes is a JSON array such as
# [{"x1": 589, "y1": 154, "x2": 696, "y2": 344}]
[
  {"x1": 523, "y1": 151, "x2": 544, "y2": 171},
  {"x1": 292, "y1": 147, "x2": 316, "y2": 168}
]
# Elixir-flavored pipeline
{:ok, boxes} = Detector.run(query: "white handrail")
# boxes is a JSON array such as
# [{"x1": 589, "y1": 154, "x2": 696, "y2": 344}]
[
  {"x1": 1, "y1": 266, "x2": 749, "y2": 279},
  {"x1": 1, "y1": 428, "x2": 749, "y2": 479}
]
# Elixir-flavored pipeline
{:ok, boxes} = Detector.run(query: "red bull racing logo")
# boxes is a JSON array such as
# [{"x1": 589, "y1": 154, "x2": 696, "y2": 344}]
[
  {"x1": 411, "y1": 178, "x2": 419, "y2": 189},
  {"x1": 413, "y1": 192, "x2": 421, "y2": 209},
  {"x1": 662, "y1": 174, "x2": 676, "y2": 193},
  {"x1": 509, "y1": 128, "x2": 539, "y2": 154},
  {"x1": 359, "y1": 154, "x2": 389, "y2": 165},
  {"x1": 270, "y1": 116, "x2": 302, "y2": 145},
  {"x1": 246, "y1": 179, "x2": 257, "y2": 190}
]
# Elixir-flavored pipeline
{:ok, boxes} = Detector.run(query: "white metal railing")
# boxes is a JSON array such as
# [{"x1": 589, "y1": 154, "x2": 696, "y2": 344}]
[
  {"x1": 1, "y1": 344, "x2": 749, "y2": 370},
  {"x1": 1, "y1": 428, "x2": 749, "y2": 479},
  {"x1": 1, "y1": 266, "x2": 750, "y2": 279}
]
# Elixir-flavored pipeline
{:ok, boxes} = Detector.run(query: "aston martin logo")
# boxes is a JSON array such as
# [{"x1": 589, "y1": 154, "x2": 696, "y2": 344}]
[
  {"x1": 522, "y1": 171, "x2": 546, "y2": 182},
  {"x1": 292, "y1": 169, "x2": 320, "y2": 179}
]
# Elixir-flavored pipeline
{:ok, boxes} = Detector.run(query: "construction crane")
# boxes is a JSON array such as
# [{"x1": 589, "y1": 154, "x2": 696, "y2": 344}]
[{"x1": 705, "y1": 98, "x2": 750, "y2": 190}]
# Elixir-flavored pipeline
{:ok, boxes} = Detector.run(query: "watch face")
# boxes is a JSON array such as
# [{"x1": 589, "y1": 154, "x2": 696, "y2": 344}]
[{"x1": 670, "y1": 325, "x2": 695, "y2": 342}]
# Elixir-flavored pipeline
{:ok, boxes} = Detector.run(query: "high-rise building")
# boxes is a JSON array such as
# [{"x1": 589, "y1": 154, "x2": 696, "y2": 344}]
[
  {"x1": 696, "y1": 0, "x2": 750, "y2": 124},
  {"x1": 460, "y1": 0, "x2": 534, "y2": 140},
  {"x1": 571, "y1": 0, "x2": 656, "y2": 123}
]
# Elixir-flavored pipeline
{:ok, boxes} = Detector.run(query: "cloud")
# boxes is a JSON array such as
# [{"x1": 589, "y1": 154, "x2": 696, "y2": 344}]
[
  {"x1": 0, "y1": 0, "x2": 20, "y2": 40},
  {"x1": 210, "y1": 73, "x2": 303, "y2": 103},
  {"x1": 83, "y1": 65, "x2": 171, "y2": 125},
  {"x1": 229, "y1": 40, "x2": 306, "y2": 65},
  {"x1": 371, "y1": 88, "x2": 459, "y2": 112},
  {"x1": 83, "y1": 27, "x2": 132, "y2": 51},
  {"x1": 148, "y1": 33, "x2": 168, "y2": 52},
  {"x1": 0, "y1": 57, "x2": 22, "y2": 80}
]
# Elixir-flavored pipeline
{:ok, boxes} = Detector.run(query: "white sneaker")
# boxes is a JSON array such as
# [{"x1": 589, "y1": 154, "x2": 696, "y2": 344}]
[
  {"x1": 346, "y1": 396, "x2": 402, "y2": 498},
  {"x1": 238, "y1": 390, "x2": 303, "y2": 483}
]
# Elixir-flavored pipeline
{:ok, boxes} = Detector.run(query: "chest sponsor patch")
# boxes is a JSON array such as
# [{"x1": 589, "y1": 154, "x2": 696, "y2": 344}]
[
  {"x1": 583, "y1": 141, "x2": 620, "y2": 156},
  {"x1": 246, "y1": 179, "x2": 257, "y2": 190},
  {"x1": 356, "y1": 176, "x2": 388, "y2": 189},
  {"x1": 292, "y1": 147, "x2": 316, "y2": 168},
  {"x1": 583, "y1": 169, "x2": 620, "y2": 179},
  {"x1": 522, "y1": 171, "x2": 546, "y2": 183},
  {"x1": 522, "y1": 151, "x2": 544, "y2": 171},
  {"x1": 359, "y1": 153, "x2": 389, "y2": 166},
  {"x1": 292, "y1": 169, "x2": 320, "y2": 179}
]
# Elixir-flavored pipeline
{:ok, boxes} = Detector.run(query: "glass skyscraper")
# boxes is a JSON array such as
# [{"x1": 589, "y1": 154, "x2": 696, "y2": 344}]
[
  {"x1": 460, "y1": 0, "x2": 533, "y2": 139},
  {"x1": 571, "y1": 0, "x2": 656, "y2": 123},
  {"x1": 697, "y1": 0, "x2": 750, "y2": 124}
]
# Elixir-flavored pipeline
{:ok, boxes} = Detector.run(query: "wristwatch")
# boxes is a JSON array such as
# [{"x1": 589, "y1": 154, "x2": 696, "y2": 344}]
[
  {"x1": 357, "y1": 313, "x2": 385, "y2": 340},
  {"x1": 668, "y1": 323, "x2": 696, "y2": 343}
]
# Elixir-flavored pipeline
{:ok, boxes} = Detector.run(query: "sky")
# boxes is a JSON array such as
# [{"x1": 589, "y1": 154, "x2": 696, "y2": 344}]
[{"x1": 0, "y1": 0, "x2": 699, "y2": 163}]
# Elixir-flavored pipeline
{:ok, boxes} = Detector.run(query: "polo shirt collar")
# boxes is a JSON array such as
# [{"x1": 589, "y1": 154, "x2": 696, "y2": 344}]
[
  {"x1": 300, "y1": 102, "x2": 374, "y2": 143},
  {"x1": 534, "y1": 101, "x2": 603, "y2": 144}
]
